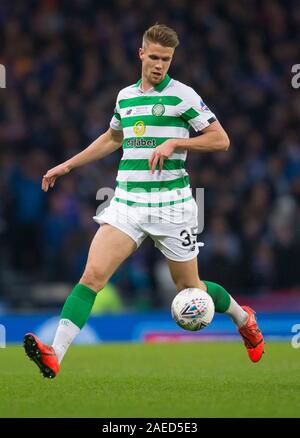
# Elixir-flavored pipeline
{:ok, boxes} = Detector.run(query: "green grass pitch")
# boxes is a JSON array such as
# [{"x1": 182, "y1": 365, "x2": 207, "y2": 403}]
[{"x1": 0, "y1": 342, "x2": 299, "y2": 418}]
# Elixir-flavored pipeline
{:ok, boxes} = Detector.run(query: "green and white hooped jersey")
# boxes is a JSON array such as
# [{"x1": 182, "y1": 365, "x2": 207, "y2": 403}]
[{"x1": 110, "y1": 74, "x2": 216, "y2": 207}]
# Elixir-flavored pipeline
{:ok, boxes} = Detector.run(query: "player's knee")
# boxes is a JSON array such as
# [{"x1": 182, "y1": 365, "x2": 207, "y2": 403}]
[{"x1": 80, "y1": 267, "x2": 108, "y2": 293}]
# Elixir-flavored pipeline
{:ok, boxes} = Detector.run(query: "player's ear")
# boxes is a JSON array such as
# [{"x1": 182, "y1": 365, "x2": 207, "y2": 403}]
[{"x1": 139, "y1": 47, "x2": 145, "y2": 61}]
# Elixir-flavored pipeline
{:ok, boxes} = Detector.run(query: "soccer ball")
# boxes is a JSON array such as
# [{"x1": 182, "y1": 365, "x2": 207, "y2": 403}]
[{"x1": 171, "y1": 288, "x2": 215, "y2": 331}]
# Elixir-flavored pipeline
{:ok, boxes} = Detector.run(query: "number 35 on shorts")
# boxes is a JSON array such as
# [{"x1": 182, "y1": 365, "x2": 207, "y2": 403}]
[{"x1": 180, "y1": 226, "x2": 198, "y2": 248}]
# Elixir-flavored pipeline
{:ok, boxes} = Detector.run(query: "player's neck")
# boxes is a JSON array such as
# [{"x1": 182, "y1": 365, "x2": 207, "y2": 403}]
[{"x1": 140, "y1": 75, "x2": 155, "y2": 92}]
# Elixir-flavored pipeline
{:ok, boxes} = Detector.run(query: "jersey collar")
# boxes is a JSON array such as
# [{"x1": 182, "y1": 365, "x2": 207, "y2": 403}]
[{"x1": 135, "y1": 74, "x2": 171, "y2": 93}]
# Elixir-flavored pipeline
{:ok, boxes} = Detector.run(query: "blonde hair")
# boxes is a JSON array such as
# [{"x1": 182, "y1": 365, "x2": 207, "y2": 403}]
[{"x1": 143, "y1": 24, "x2": 179, "y2": 49}]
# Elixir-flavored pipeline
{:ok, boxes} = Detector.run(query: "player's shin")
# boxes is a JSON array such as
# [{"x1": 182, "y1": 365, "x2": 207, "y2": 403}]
[
  {"x1": 203, "y1": 280, "x2": 248, "y2": 327},
  {"x1": 52, "y1": 283, "x2": 97, "y2": 363}
]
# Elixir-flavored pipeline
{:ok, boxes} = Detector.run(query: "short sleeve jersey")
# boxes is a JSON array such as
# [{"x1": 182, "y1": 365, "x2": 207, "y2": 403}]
[{"x1": 110, "y1": 74, "x2": 216, "y2": 206}]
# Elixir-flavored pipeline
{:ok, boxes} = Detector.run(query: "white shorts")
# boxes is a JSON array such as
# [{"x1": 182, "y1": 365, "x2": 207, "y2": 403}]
[{"x1": 93, "y1": 197, "x2": 200, "y2": 262}]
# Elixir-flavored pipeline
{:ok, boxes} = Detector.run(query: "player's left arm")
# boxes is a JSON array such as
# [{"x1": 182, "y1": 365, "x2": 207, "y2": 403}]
[
  {"x1": 149, "y1": 88, "x2": 230, "y2": 173},
  {"x1": 176, "y1": 120, "x2": 230, "y2": 151},
  {"x1": 149, "y1": 121, "x2": 229, "y2": 173}
]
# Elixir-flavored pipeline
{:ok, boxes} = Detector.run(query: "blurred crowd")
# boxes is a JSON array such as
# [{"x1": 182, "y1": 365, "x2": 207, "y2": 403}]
[{"x1": 0, "y1": 0, "x2": 300, "y2": 309}]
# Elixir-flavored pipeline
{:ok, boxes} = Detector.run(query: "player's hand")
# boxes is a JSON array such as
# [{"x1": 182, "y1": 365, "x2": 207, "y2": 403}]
[
  {"x1": 42, "y1": 163, "x2": 72, "y2": 192},
  {"x1": 148, "y1": 139, "x2": 178, "y2": 174}
]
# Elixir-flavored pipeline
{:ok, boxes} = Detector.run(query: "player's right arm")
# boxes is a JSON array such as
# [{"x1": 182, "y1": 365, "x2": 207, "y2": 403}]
[{"x1": 42, "y1": 127, "x2": 123, "y2": 192}]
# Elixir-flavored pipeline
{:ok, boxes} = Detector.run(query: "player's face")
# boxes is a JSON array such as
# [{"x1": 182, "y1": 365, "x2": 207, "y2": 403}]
[{"x1": 139, "y1": 43, "x2": 174, "y2": 86}]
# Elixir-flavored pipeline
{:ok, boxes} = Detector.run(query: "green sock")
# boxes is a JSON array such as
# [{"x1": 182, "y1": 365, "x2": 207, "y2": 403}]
[
  {"x1": 203, "y1": 281, "x2": 231, "y2": 313},
  {"x1": 61, "y1": 283, "x2": 97, "y2": 329}
]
